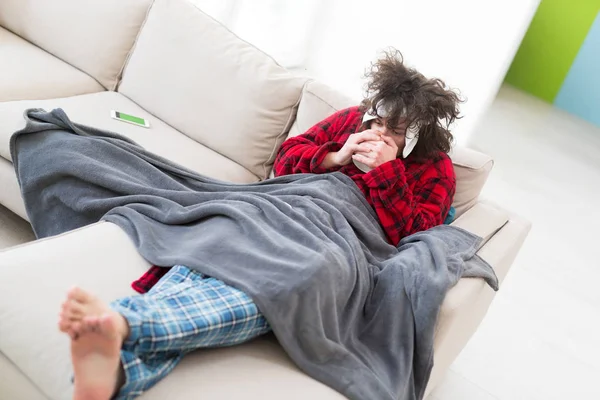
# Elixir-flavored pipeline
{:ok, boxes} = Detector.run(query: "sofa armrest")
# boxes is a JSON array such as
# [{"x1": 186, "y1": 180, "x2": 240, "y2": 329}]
[
  {"x1": 425, "y1": 202, "x2": 531, "y2": 395},
  {"x1": 452, "y1": 200, "x2": 531, "y2": 283},
  {"x1": 0, "y1": 351, "x2": 47, "y2": 400},
  {"x1": 0, "y1": 222, "x2": 149, "y2": 400}
]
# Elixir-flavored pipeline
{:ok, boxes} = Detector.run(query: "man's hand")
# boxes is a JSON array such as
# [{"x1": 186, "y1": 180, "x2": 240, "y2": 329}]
[
  {"x1": 351, "y1": 134, "x2": 398, "y2": 169},
  {"x1": 322, "y1": 131, "x2": 384, "y2": 168}
]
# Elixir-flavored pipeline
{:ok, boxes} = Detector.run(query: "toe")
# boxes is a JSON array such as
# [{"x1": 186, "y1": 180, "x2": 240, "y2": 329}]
[
  {"x1": 59, "y1": 317, "x2": 72, "y2": 333},
  {"x1": 68, "y1": 287, "x2": 94, "y2": 304},
  {"x1": 67, "y1": 299, "x2": 86, "y2": 315},
  {"x1": 58, "y1": 321, "x2": 71, "y2": 333},
  {"x1": 68, "y1": 322, "x2": 82, "y2": 340},
  {"x1": 62, "y1": 305, "x2": 84, "y2": 321}
]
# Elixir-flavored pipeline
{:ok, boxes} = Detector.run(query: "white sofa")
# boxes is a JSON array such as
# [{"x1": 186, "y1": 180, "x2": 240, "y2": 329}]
[{"x1": 0, "y1": 1, "x2": 531, "y2": 399}]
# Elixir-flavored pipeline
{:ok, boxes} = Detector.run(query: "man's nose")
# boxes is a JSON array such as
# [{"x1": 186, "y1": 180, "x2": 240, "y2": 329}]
[{"x1": 372, "y1": 125, "x2": 389, "y2": 135}]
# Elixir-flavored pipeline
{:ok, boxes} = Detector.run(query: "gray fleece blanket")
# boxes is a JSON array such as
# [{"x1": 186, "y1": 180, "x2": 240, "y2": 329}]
[{"x1": 10, "y1": 109, "x2": 498, "y2": 400}]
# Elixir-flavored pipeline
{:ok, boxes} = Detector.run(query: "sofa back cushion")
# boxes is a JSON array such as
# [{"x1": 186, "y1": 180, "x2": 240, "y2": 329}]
[
  {"x1": 118, "y1": 0, "x2": 306, "y2": 180},
  {"x1": 286, "y1": 81, "x2": 492, "y2": 217},
  {"x1": 0, "y1": 0, "x2": 152, "y2": 90},
  {"x1": 287, "y1": 81, "x2": 356, "y2": 140}
]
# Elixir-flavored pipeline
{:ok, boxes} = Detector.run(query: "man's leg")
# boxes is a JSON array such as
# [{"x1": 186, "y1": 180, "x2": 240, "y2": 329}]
[
  {"x1": 115, "y1": 265, "x2": 271, "y2": 355},
  {"x1": 59, "y1": 265, "x2": 271, "y2": 400}
]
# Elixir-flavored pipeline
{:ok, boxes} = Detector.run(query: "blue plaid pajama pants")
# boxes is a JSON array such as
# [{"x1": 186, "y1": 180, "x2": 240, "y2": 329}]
[{"x1": 110, "y1": 265, "x2": 271, "y2": 399}]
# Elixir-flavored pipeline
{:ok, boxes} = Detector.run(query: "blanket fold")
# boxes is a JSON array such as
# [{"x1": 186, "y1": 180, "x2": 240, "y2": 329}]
[{"x1": 10, "y1": 108, "x2": 498, "y2": 400}]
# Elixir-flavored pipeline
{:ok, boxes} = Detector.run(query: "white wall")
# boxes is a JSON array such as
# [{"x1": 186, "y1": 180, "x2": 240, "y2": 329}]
[{"x1": 193, "y1": 0, "x2": 540, "y2": 144}]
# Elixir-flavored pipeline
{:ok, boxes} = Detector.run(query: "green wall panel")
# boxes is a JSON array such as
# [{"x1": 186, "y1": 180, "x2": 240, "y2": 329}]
[{"x1": 505, "y1": 0, "x2": 600, "y2": 102}]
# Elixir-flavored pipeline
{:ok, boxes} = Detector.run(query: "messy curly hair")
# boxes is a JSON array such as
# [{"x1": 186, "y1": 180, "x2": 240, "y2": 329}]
[{"x1": 359, "y1": 49, "x2": 463, "y2": 159}]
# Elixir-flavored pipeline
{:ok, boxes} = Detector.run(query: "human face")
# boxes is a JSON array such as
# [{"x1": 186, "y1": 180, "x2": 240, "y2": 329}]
[{"x1": 369, "y1": 118, "x2": 408, "y2": 156}]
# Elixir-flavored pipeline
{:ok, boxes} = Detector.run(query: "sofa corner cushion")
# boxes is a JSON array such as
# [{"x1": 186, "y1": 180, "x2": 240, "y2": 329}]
[
  {"x1": 118, "y1": 0, "x2": 307, "y2": 180},
  {"x1": 0, "y1": 27, "x2": 104, "y2": 102},
  {"x1": 0, "y1": 0, "x2": 153, "y2": 90}
]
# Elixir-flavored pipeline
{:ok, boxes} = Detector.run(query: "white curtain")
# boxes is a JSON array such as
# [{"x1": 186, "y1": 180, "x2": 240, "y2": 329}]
[
  {"x1": 191, "y1": 1, "x2": 320, "y2": 70},
  {"x1": 191, "y1": 0, "x2": 371, "y2": 98},
  {"x1": 191, "y1": 0, "x2": 540, "y2": 143}
]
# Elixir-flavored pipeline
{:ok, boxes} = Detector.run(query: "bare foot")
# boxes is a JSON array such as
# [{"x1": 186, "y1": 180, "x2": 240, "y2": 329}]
[
  {"x1": 59, "y1": 287, "x2": 129, "y2": 339},
  {"x1": 58, "y1": 287, "x2": 129, "y2": 400}
]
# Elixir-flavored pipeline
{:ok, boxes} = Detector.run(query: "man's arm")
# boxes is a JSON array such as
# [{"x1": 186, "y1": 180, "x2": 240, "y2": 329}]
[
  {"x1": 318, "y1": 152, "x2": 341, "y2": 170},
  {"x1": 273, "y1": 107, "x2": 360, "y2": 176},
  {"x1": 362, "y1": 156, "x2": 455, "y2": 245}
]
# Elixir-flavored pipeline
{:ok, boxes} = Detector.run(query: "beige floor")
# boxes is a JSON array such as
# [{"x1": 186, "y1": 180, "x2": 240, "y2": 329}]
[
  {"x1": 1, "y1": 84, "x2": 598, "y2": 399},
  {"x1": 429, "y1": 85, "x2": 600, "y2": 399}
]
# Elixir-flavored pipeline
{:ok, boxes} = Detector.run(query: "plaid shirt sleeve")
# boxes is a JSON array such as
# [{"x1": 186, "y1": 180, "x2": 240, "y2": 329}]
[
  {"x1": 361, "y1": 154, "x2": 456, "y2": 246},
  {"x1": 132, "y1": 266, "x2": 171, "y2": 294},
  {"x1": 273, "y1": 108, "x2": 359, "y2": 176}
]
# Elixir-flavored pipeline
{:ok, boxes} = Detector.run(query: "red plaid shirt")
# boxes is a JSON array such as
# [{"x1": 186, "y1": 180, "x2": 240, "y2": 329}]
[{"x1": 133, "y1": 106, "x2": 455, "y2": 293}]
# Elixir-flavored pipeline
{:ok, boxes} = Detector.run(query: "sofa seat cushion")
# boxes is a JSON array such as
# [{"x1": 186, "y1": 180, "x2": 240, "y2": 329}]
[
  {"x1": 0, "y1": 27, "x2": 104, "y2": 102},
  {"x1": 142, "y1": 336, "x2": 346, "y2": 400},
  {"x1": 0, "y1": 222, "x2": 346, "y2": 400},
  {"x1": 118, "y1": 0, "x2": 307, "y2": 179},
  {"x1": 0, "y1": 92, "x2": 259, "y2": 215}
]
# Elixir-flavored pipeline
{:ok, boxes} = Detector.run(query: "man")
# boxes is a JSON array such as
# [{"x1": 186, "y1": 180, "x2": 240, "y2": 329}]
[{"x1": 58, "y1": 49, "x2": 461, "y2": 400}]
